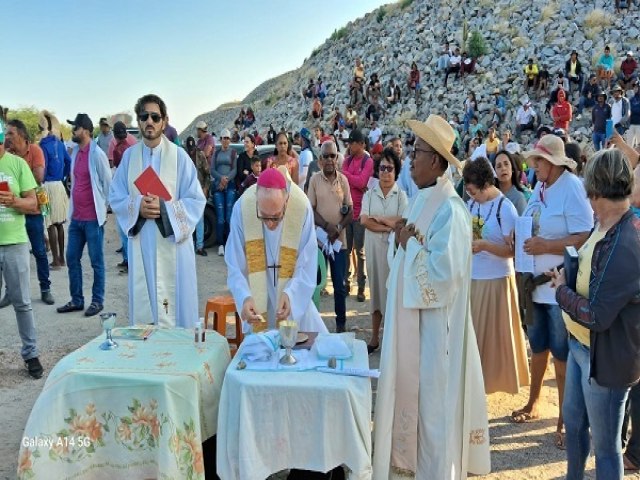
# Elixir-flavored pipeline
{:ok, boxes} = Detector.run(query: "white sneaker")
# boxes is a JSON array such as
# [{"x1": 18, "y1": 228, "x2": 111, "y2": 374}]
[
  {"x1": 218, "y1": 245, "x2": 225, "y2": 256},
  {"x1": 576, "y1": 113, "x2": 582, "y2": 120}
]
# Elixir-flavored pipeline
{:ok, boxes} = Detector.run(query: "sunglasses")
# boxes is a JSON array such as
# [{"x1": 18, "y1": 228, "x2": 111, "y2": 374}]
[
  {"x1": 138, "y1": 112, "x2": 163, "y2": 123},
  {"x1": 379, "y1": 165, "x2": 394, "y2": 173},
  {"x1": 322, "y1": 153, "x2": 337, "y2": 159}
]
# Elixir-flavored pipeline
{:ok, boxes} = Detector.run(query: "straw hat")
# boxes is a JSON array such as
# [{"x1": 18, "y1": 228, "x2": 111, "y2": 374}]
[
  {"x1": 406, "y1": 115, "x2": 462, "y2": 169},
  {"x1": 38, "y1": 110, "x2": 61, "y2": 138},
  {"x1": 521, "y1": 134, "x2": 577, "y2": 170}
]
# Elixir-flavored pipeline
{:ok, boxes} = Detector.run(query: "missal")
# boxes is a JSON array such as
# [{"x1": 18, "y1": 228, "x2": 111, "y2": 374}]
[
  {"x1": 111, "y1": 326, "x2": 155, "y2": 341},
  {"x1": 134, "y1": 166, "x2": 172, "y2": 201}
]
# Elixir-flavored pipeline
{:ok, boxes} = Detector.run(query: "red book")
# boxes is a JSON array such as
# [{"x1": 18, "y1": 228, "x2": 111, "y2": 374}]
[
  {"x1": 0, "y1": 181, "x2": 9, "y2": 192},
  {"x1": 134, "y1": 166, "x2": 172, "y2": 201}
]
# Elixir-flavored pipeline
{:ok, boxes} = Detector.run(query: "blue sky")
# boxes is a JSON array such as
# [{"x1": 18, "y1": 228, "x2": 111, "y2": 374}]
[{"x1": 4, "y1": 0, "x2": 389, "y2": 132}]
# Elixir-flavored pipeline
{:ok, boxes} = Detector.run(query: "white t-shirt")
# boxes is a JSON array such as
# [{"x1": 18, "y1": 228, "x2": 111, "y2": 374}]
[
  {"x1": 298, "y1": 149, "x2": 314, "y2": 188},
  {"x1": 522, "y1": 170, "x2": 594, "y2": 304},
  {"x1": 368, "y1": 127, "x2": 382, "y2": 145},
  {"x1": 468, "y1": 194, "x2": 518, "y2": 280},
  {"x1": 611, "y1": 99, "x2": 624, "y2": 126},
  {"x1": 449, "y1": 55, "x2": 462, "y2": 66}
]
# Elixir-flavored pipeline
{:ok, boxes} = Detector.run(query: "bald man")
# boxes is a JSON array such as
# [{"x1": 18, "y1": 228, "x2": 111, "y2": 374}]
[{"x1": 225, "y1": 168, "x2": 328, "y2": 333}]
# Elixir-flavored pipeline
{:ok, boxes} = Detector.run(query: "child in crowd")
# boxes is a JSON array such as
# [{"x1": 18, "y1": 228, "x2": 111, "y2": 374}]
[{"x1": 239, "y1": 157, "x2": 262, "y2": 196}]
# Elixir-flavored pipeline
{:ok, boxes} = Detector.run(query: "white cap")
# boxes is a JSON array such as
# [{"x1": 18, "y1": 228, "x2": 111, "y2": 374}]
[
  {"x1": 196, "y1": 120, "x2": 208, "y2": 130},
  {"x1": 220, "y1": 128, "x2": 231, "y2": 138},
  {"x1": 627, "y1": 51, "x2": 634, "y2": 56}
]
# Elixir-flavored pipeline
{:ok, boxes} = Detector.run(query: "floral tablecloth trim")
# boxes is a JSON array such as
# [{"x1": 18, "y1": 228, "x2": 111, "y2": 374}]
[{"x1": 169, "y1": 419, "x2": 205, "y2": 480}]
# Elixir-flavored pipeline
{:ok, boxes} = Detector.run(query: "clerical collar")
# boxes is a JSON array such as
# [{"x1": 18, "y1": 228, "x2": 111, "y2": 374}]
[
  {"x1": 142, "y1": 143, "x2": 163, "y2": 157},
  {"x1": 421, "y1": 180, "x2": 438, "y2": 189}
]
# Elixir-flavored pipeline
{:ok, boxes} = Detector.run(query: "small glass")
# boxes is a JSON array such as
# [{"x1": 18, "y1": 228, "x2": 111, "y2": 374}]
[
  {"x1": 99, "y1": 312, "x2": 118, "y2": 350},
  {"x1": 279, "y1": 320, "x2": 298, "y2": 365}
]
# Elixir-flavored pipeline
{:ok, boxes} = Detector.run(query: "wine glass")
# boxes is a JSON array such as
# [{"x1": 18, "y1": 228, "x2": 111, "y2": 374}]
[
  {"x1": 279, "y1": 320, "x2": 298, "y2": 365},
  {"x1": 99, "y1": 312, "x2": 118, "y2": 350}
]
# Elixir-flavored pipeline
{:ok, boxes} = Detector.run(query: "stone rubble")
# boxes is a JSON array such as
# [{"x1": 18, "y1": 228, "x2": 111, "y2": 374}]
[{"x1": 182, "y1": 0, "x2": 640, "y2": 154}]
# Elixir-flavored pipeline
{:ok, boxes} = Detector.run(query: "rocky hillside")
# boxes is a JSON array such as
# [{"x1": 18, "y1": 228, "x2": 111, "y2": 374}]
[{"x1": 182, "y1": 0, "x2": 640, "y2": 150}]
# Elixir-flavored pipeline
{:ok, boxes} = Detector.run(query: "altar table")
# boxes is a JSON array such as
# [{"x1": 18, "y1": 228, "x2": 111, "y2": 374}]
[{"x1": 17, "y1": 328, "x2": 230, "y2": 480}]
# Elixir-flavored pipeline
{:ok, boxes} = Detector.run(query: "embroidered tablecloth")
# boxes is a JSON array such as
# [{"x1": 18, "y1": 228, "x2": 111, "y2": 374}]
[
  {"x1": 17, "y1": 328, "x2": 230, "y2": 480},
  {"x1": 217, "y1": 340, "x2": 373, "y2": 480}
]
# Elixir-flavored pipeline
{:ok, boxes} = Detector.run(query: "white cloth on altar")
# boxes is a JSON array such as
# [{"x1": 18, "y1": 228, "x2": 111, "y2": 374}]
[
  {"x1": 373, "y1": 185, "x2": 491, "y2": 479},
  {"x1": 217, "y1": 340, "x2": 373, "y2": 480},
  {"x1": 225, "y1": 197, "x2": 328, "y2": 333},
  {"x1": 109, "y1": 141, "x2": 206, "y2": 328}
]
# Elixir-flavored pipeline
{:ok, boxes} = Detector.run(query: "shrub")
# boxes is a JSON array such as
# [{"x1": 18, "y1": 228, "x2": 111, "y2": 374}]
[
  {"x1": 584, "y1": 8, "x2": 613, "y2": 29},
  {"x1": 377, "y1": 6, "x2": 387, "y2": 23},
  {"x1": 330, "y1": 26, "x2": 349, "y2": 41},
  {"x1": 540, "y1": 2, "x2": 558, "y2": 21},
  {"x1": 467, "y1": 30, "x2": 489, "y2": 58},
  {"x1": 399, "y1": 0, "x2": 414, "y2": 9}
]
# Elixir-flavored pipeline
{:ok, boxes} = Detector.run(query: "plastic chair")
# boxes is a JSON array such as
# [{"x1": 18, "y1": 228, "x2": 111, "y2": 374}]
[
  {"x1": 204, "y1": 296, "x2": 243, "y2": 356},
  {"x1": 313, "y1": 248, "x2": 328, "y2": 309}
]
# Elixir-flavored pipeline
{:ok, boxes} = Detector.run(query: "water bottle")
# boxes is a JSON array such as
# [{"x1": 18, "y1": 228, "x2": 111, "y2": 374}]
[{"x1": 194, "y1": 321, "x2": 202, "y2": 346}]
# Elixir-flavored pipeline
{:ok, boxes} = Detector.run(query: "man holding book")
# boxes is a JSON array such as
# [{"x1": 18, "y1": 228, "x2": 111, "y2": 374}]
[{"x1": 109, "y1": 94, "x2": 206, "y2": 328}]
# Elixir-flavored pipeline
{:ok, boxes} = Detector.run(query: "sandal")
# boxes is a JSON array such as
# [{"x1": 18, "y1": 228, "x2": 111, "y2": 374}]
[
  {"x1": 624, "y1": 454, "x2": 640, "y2": 471},
  {"x1": 554, "y1": 430, "x2": 566, "y2": 450},
  {"x1": 510, "y1": 410, "x2": 539, "y2": 423}
]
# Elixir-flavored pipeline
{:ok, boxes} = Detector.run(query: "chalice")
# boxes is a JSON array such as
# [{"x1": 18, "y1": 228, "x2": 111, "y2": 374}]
[
  {"x1": 99, "y1": 312, "x2": 118, "y2": 350},
  {"x1": 279, "y1": 320, "x2": 299, "y2": 365}
]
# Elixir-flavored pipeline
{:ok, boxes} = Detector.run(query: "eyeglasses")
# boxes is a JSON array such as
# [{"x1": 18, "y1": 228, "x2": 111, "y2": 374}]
[
  {"x1": 256, "y1": 203, "x2": 287, "y2": 224},
  {"x1": 379, "y1": 165, "x2": 394, "y2": 173},
  {"x1": 322, "y1": 153, "x2": 337, "y2": 159},
  {"x1": 138, "y1": 112, "x2": 163, "y2": 123},
  {"x1": 411, "y1": 147, "x2": 437, "y2": 161}
]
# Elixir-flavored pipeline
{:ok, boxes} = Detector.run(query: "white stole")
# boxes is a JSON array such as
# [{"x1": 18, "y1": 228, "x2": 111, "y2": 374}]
[{"x1": 127, "y1": 137, "x2": 178, "y2": 327}]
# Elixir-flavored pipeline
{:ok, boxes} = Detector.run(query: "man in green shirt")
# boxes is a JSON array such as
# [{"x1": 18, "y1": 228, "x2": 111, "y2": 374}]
[{"x1": 0, "y1": 120, "x2": 43, "y2": 379}]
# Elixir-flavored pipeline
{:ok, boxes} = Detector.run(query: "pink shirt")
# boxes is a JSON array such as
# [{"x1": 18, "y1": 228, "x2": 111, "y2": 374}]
[
  {"x1": 72, "y1": 144, "x2": 97, "y2": 221},
  {"x1": 107, "y1": 134, "x2": 137, "y2": 162},
  {"x1": 197, "y1": 133, "x2": 215, "y2": 165},
  {"x1": 342, "y1": 153, "x2": 373, "y2": 219}
]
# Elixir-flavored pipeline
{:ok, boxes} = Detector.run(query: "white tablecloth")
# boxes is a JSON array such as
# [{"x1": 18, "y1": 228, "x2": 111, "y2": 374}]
[{"x1": 217, "y1": 340, "x2": 373, "y2": 479}]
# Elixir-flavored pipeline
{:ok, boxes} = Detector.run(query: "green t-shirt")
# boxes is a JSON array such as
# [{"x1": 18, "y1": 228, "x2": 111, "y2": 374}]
[{"x1": 0, "y1": 151, "x2": 37, "y2": 245}]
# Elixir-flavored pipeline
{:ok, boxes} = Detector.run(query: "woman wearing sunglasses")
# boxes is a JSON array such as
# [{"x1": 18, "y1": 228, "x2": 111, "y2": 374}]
[{"x1": 359, "y1": 148, "x2": 407, "y2": 353}]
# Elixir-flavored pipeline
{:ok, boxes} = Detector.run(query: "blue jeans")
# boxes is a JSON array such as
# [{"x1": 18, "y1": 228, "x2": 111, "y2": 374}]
[
  {"x1": 0, "y1": 244, "x2": 38, "y2": 360},
  {"x1": 213, "y1": 183, "x2": 235, "y2": 245},
  {"x1": 66, "y1": 220, "x2": 105, "y2": 306},
  {"x1": 325, "y1": 249, "x2": 347, "y2": 328},
  {"x1": 624, "y1": 383, "x2": 640, "y2": 466},
  {"x1": 117, "y1": 222, "x2": 128, "y2": 263},
  {"x1": 593, "y1": 132, "x2": 607, "y2": 151},
  {"x1": 564, "y1": 338, "x2": 629, "y2": 479},
  {"x1": 25, "y1": 214, "x2": 50, "y2": 292},
  {"x1": 577, "y1": 96, "x2": 595, "y2": 114},
  {"x1": 195, "y1": 215, "x2": 204, "y2": 250},
  {"x1": 526, "y1": 302, "x2": 569, "y2": 361}
]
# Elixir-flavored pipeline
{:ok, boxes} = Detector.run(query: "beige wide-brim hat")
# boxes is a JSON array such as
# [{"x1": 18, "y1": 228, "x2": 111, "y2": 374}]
[
  {"x1": 522, "y1": 134, "x2": 577, "y2": 170},
  {"x1": 38, "y1": 110, "x2": 61, "y2": 138},
  {"x1": 406, "y1": 115, "x2": 462, "y2": 170}
]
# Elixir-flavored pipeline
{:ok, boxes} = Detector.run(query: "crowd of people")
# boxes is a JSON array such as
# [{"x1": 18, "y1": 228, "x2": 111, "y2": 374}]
[{"x1": 2, "y1": 60, "x2": 640, "y2": 477}]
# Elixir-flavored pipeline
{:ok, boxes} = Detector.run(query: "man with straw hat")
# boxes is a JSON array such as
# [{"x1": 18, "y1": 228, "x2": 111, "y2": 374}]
[{"x1": 373, "y1": 115, "x2": 490, "y2": 479}]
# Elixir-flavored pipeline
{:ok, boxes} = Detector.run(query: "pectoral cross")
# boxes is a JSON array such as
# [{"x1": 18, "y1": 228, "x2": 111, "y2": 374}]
[{"x1": 267, "y1": 263, "x2": 281, "y2": 287}]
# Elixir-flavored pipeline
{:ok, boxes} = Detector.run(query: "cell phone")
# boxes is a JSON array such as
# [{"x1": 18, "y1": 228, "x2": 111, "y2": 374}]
[
  {"x1": 605, "y1": 119, "x2": 614, "y2": 140},
  {"x1": 0, "y1": 181, "x2": 9, "y2": 192}
]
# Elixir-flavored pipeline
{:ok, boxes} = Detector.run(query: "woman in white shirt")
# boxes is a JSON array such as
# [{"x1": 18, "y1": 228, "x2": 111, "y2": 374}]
[
  {"x1": 463, "y1": 157, "x2": 530, "y2": 394},
  {"x1": 360, "y1": 148, "x2": 407, "y2": 353},
  {"x1": 511, "y1": 134, "x2": 593, "y2": 450}
]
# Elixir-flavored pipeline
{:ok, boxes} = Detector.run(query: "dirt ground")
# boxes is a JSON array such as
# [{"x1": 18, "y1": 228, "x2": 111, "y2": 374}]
[{"x1": 0, "y1": 218, "x2": 637, "y2": 479}]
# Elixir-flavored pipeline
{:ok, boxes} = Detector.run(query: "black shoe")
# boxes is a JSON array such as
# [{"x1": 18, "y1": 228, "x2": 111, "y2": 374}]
[
  {"x1": 41, "y1": 291, "x2": 55, "y2": 305},
  {"x1": 84, "y1": 303, "x2": 104, "y2": 317},
  {"x1": 0, "y1": 295, "x2": 10, "y2": 308},
  {"x1": 357, "y1": 289, "x2": 366, "y2": 302},
  {"x1": 25, "y1": 357, "x2": 44, "y2": 379},
  {"x1": 336, "y1": 324, "x2": 346, "y2": 333},
  {"x1": 196, "y1": 248, "x2": 208, "y2": 257},
  {"x1": 117, "y1": 261, "x2": 127, "y2": 268},
  {"x1": 119, "y1": 264, "x2": 128, "y2": 274},
  {"x1": 367, "y1": 343, "x2": 379, "y2": 355},
  {"x1": 57, "y1": 302, "x2": 84, "y2": 313},
  {"x1": 115, "y1": 247, "x2": 123, "y2": 253}
]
